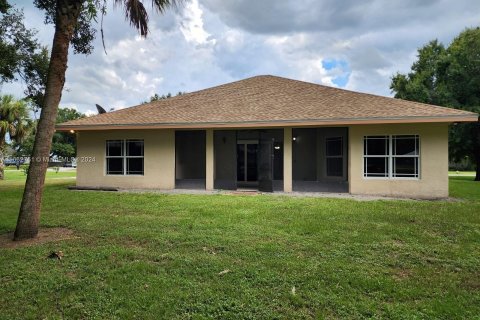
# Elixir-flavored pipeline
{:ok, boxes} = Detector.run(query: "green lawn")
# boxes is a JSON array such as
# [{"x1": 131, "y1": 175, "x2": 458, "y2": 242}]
[
  {"x1": 0, "y1": 171, "x2": 479, "y2": 319},
  {"x1": 449, "y1": 170, "x2": 476, "y2": 176}
]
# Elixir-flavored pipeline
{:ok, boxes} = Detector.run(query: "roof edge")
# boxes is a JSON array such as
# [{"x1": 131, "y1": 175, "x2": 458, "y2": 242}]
[{"x1": 56, "y1": 114, "x2": 478, "y2": 131}]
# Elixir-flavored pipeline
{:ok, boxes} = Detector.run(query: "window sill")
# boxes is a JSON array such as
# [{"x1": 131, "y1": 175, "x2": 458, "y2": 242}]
[
  {"x1": 105, "y1": 174, "x2": 145, "y2": 177},
  {"x1": 363, "y1": 177, "x2": 420, "y2": 181}
]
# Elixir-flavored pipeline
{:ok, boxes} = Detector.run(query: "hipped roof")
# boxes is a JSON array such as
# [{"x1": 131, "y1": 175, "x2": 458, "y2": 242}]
[{"x1": 57, "y1": 75, "x2": 478, "y2": 131}]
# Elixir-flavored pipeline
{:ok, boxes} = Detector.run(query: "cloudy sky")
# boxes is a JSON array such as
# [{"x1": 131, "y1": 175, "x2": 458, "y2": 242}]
[{"x1": 2, "y1": 0, "x2": 479, "y2": 115}]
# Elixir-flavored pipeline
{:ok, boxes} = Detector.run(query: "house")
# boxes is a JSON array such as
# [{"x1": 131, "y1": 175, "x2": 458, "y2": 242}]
[{"x1": 56, "y1": 75, "x2": 478, "y2": 198}]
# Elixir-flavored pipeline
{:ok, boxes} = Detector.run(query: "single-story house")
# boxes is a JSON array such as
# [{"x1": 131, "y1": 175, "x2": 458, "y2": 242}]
[{"x1": 57, "y1": 75, "x2": 478, "y2": 198}]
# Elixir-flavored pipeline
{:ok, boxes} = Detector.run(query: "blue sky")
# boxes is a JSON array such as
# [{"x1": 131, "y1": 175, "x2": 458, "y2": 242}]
[{"x1": 2, "y1": 0, "x2": 479, "y2": 115}]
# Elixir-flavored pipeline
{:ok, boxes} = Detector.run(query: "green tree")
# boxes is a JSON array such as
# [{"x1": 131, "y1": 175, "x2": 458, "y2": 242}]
[
  {"x1": 0, "y1": 0, "x2": 10, "y2": 13},
  {"x1": 391, "y1": 27, "x2": 480, "y2": 181},
  {"x1": 21, "y1": 46, "x2": 50, "y2": 113},
  {"x1": 143, "y1": 91, "x2": 186, "y2": 103},
  {"x1": 14, "y1": 0, "x2": 181, "y2": 240},
  {"x1": 51, "y1": 107, "x2": 85, "y2": 158},
  {"x1": 0, "y1": 2, "x2": 48, "y2": 109},
  {"x1": 12, "y1": 107, "x2": 84, "y2": 160},
  {"x1": 0, "y1": 95, "x2": 30, "y2": 180}
]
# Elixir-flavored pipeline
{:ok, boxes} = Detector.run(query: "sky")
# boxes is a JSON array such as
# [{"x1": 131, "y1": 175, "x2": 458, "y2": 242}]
[{"x1": 1, "y1": 0, "x2": 479, "y2": 115}]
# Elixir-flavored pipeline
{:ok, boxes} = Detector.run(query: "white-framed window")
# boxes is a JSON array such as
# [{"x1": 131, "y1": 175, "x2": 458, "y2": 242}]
[
  {"x1": 363, "y1": 135, "x2": 419, "y2": 179},
  {"x1": 106, "y1": 139, "x2": 144, "y2": 175},
  {"x1": 326, "y1": 137, "x2": 343, "y2": 177}
]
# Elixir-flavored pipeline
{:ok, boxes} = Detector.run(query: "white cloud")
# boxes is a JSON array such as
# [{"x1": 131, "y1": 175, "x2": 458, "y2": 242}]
[
  {"x1": 84, "y1": 109, "x2": 97, "y2": 117},
  {"x1": 1, "y1": 0, "x2": 479, "y2": 114},
  {"x1": 179, "y1": 0, "x2": 215, "y2": 46}
]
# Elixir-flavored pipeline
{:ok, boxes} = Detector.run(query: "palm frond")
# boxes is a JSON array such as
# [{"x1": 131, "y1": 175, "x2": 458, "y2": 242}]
[
  {"x1": 0, "y1": 121, "x2": 8, "y2": 136},
  {"x1": 118, "y1": 0, "x2": 149, "y2": 36},
  {"x1": 151, "y1": 0, "x2": 178, "y2": 13},
  {"x1": 114, "y1": 0, "x2": 179, "y2": 37},
  {"x1": 0, "y1": 95, "x2": 30, "y2": 144}
]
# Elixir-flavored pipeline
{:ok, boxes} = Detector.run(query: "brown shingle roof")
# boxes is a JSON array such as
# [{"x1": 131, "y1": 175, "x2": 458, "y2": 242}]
[{"x1": 57, "y1": 75, "x2": 478, "y2": 130}]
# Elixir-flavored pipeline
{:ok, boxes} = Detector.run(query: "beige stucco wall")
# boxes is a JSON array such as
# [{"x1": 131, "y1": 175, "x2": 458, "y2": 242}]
[
  {"x1": 76, "y1": 124, "x2": 449, "y2": 197},
  {"x1": 206, "y1": 129, "x2": 214, "y2": 190},
  {"x1": 76, "y1": 130, "x2": 175, "y2": 189},
  {"x1": 349, "y1": 123, "x2": 449, "y2": 198}
]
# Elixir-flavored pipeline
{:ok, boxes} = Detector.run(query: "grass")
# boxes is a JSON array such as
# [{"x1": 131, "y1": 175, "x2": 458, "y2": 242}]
[
  {"x1": 449, "y1": 170, "x2": 476, "y2": 176},
  {"x1": 2, "y1": 166, "x2": 76, "y2": 182},
  {"x1": 0, "y1": 171, "x2": 479, "y2": 319}
]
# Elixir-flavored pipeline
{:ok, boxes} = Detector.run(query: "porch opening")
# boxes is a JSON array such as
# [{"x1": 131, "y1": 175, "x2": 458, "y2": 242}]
[
  {"x1": 175, "y1": 130, "x2": 206, "y2": 189},
  {"x1": 213, "y1": 129, "x2": 283, "y2": 192},
  {"x1": 292, "y1": 127, "x2": 348, "y2": 193}
]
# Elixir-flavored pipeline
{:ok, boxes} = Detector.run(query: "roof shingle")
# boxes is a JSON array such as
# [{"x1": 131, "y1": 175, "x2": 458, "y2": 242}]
[{"x1": 57, "y1": 75, "x2": 478, "y2": 130}]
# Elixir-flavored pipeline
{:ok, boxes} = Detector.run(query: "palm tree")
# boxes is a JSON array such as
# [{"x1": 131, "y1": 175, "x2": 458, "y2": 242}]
[
  {"x1": 14, "y1": 0, "x2": 180, "y2": 240},
  {"x1": 0, "y1": 95, "x2": 30, "y2": 180}
]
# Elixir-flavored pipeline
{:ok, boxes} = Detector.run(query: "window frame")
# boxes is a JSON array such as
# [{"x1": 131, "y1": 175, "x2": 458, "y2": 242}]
[
  {"x1": 362, "y1": 135, "x2": 420, "y2": 180},
  {"x1": 105, "y1": 139, "x2": 144, "y2": 176},
  {"x1": 363, "y1": 135, "x2": 389, "y2": 178}
]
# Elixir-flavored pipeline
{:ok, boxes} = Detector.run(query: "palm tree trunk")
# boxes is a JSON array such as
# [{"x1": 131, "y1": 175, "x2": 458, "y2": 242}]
[
  {"x1": 475, "y1": 118, "x2": 480, "y2": 181},
  {"x1": 0, "y1": 134, "x2": 5, "y2": 180},
  {"x1": 0, "y1": 146, "x2": 4, "y2": 180},
  {"x1": 14, "y1": 0, "x2": 83, "y2": 240}
]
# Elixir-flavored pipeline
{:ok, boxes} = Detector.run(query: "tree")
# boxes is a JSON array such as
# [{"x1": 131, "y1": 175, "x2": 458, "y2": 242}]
[
  {"x1": 51, "y1": 107, "x2": 85, "y2": 158},
  {"x1": 0, "y1": 2, "x2": 48, "y2": 107},
  {"x1": 391, "y1": 27, "x2": 480, "y2": 181},
  {"x1": 12, "y1": 107, "x2": 84, "y2": 161},
  {"x1": 0, "y1": 95, "x2": 30, "y2": 180},
  {"x1": 14, "y1": 0, "x2": 180, "y2": 240},
  {"x1": 22, "y1": 46, "x2": 50, "y2": 113},
  {"x1": 143, "y1": 91, "x2": 186, "y2": 103}
]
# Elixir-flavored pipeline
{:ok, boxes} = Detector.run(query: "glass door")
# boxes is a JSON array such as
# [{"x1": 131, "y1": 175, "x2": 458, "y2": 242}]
[
  {"x1": 258, "y1": 134, "x2": 274, "y2": 192},
  {"x1": 237, "y1": 141, "x2": 258, "y2": 187}
]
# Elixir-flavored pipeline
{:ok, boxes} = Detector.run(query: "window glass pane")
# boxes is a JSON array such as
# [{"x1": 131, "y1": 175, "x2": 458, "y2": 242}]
[
  {"x1": 364, "y1": 157, "x2": 388, "y2": 177},
  {"x1": 107, "y1": 140, "x2": 123, "y2": 156},
  {"x1": 237, "y1": 144, "x2": 245, "y2": 182},
  {"x1": 364, "y1": 136, "x2": 388, "y2": 155},
  {"x1": 107, "y1": 158, "x2": 123, "y2": 175},
  {"x1": 327, "y1": 158, "x2": 343, "y2": 177},
  {"x1": 127, "y1": 140, "x2": 144, "y2": 156},
  {"x1": 393, "y1": 135, "x2": 418, "y2": 155},
  {"x1": 246, "y1": 144, "x2": 258, "y2": 181},
  {"x1": 394, "y1": 157, "x2": 418, "y2": 177},
  {"x1": 326, "y1": 137, "x2": 342, "y2": 156},
  {"x1": 127, "y1": 158, "x2": 144, "y2": 175}
]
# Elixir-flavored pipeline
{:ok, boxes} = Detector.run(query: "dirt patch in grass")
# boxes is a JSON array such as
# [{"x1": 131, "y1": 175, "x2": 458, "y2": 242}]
[{"x1": 0, "y1": 227, "x2": 76, "y2": 249}]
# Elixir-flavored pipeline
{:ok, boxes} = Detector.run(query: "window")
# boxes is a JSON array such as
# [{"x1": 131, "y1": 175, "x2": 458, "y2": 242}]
[
  {"x1": 392, "y1": 135, "x2": 419, "y2": 178},
  {"x1": 106, "y1": 140, "x2": 144, "y2": 175},
  {"x1": 106, "y1": 140, "x2": 124, "y2": 175},
  {"x1": 363, "y1": 135, "x2": 419, "y2": 179},
  {"x1": 326, "y1": 137, "x2": 343, "y2": 177},
  {"x1": 363, "y1": 136, "x2": 389, "y2": 177}
]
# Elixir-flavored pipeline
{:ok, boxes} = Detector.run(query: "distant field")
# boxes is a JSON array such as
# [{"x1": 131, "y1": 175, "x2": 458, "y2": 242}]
[
  {"x1": 449, "y1": 170, "x2": 476, "y2": 176},
  {"x1": 2, "y1": 167, "x2": 76, "y2": 183}
]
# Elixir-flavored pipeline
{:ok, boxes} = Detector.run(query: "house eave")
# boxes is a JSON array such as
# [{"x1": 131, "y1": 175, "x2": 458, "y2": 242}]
[{"x1": 56, "y1": 114, "x2": 478, "y2": 131}]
